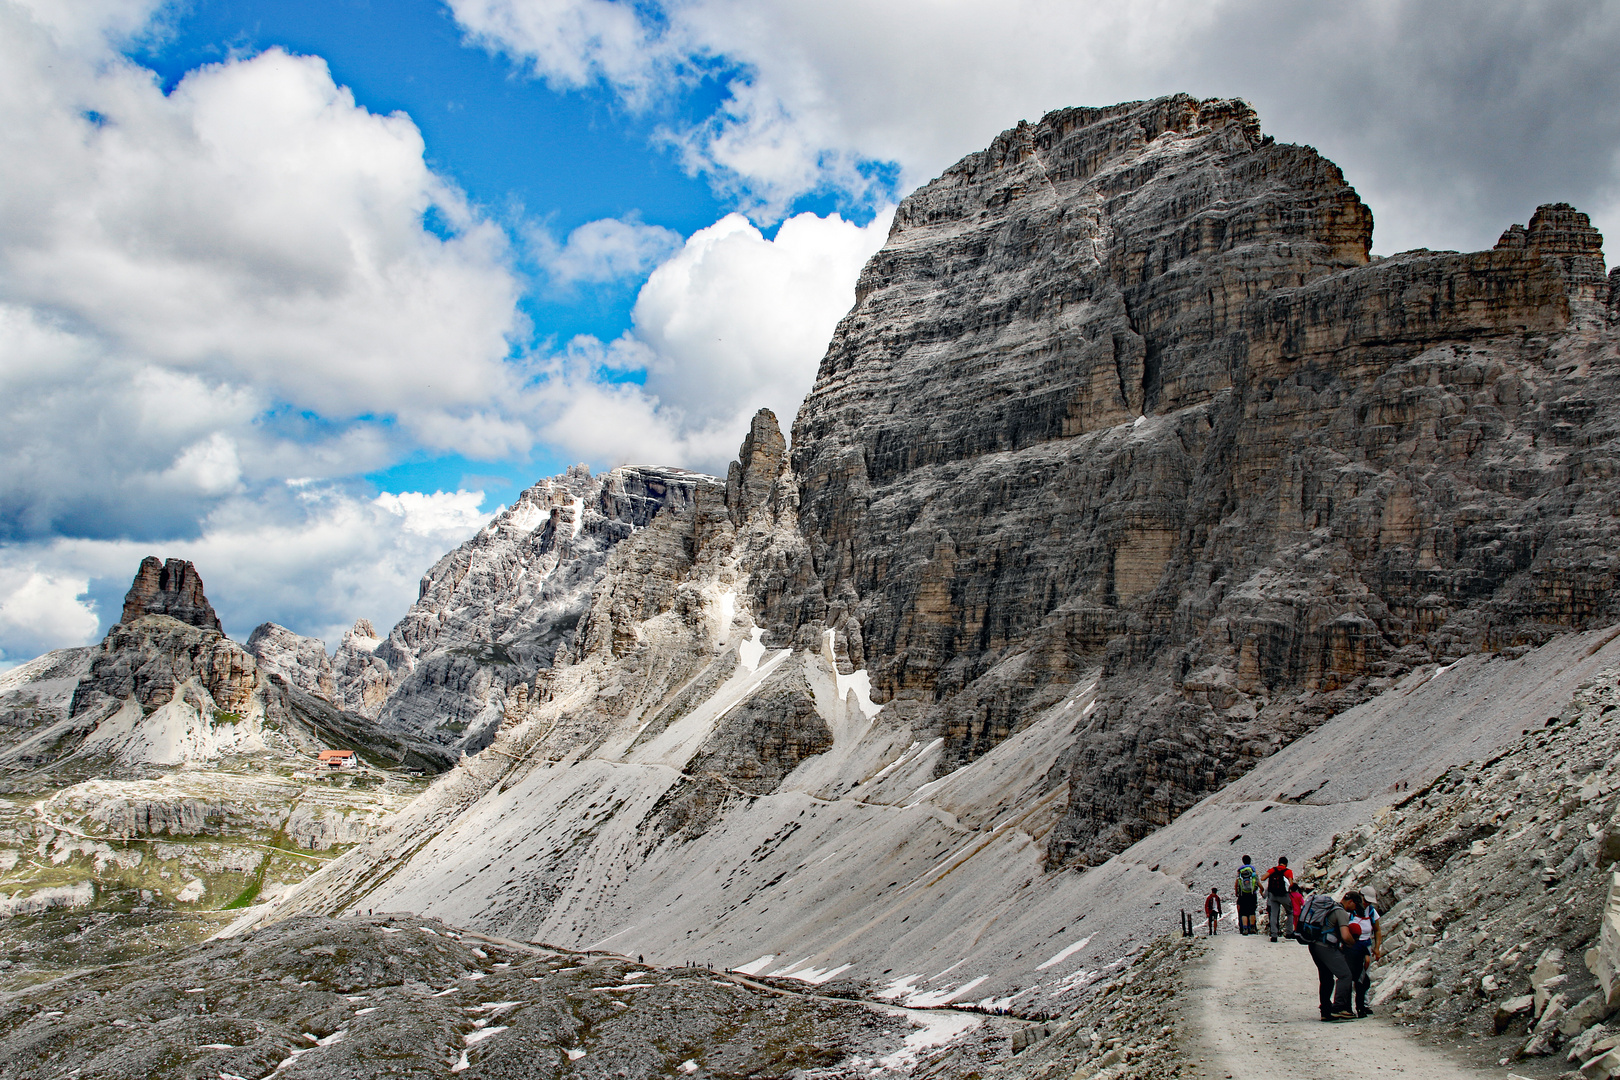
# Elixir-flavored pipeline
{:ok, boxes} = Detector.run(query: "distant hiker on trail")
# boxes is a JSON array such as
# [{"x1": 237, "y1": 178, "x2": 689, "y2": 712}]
[
  {"x1": 1204, "y1": 887, "x2": 1222, "y2": 935},
  {"x1": 1345, "y1": 890, "x2": 1381, "y2": 1017},
  {"x1": 1264, "y1": 857, "x2": 1294, "y2": 941},
  {"x1": 1234, "y1": 856, "x2": 1261, "y2": 935},
  {"x1": 1289, "y1": 881, "x2": 1304, "y2": 930},
  {"x1": 1295, "y1": 890, "x2": 1357, "y2": 1021}
]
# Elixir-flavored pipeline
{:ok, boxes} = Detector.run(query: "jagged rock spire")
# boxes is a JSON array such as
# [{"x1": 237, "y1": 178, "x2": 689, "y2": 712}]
[
  {"x1": 726, "y1": 408, "x2": 788, "y2": 526},
  {"x1": 119, "y1": 556, "x2": 222, "y2": 632}
]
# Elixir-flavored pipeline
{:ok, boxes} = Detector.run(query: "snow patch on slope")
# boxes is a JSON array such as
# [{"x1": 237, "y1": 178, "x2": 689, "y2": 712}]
[{"x1": 821, "y1": 630, "x2": 880, "y2": 719}]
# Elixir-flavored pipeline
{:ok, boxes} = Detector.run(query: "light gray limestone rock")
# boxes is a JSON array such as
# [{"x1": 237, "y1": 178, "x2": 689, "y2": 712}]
[
  {"x1": 246, "y1": 622, "x2": 337, "y2": 702},
  {"x1": 347, "y1": 464, "x2": 724, "y2": 753}
]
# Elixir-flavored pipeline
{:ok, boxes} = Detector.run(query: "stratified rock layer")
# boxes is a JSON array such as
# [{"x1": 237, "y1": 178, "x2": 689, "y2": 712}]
[
  {"x1": 119, "y1": 556, "x2": 221, "y2": 632},
  {"x1": 354, "y1": 464, "x2": 723, "y2": 752},
  {"x1": 764, "y1": 94, "x2": 1619, "y2": 864}
]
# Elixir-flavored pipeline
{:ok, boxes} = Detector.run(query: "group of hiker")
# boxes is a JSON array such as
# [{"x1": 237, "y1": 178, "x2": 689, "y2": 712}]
[{"x1": 1201, "y1": 855, "x2": 1383, "y2": 1021}]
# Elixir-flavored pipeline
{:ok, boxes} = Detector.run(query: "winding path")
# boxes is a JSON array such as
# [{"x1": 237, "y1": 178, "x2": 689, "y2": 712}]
[{"x1": 1183, "y1": 933, "x2": 1493, "y2": 1080}]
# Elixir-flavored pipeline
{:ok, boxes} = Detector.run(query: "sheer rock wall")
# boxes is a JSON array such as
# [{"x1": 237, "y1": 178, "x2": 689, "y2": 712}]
[
  {"x1": 119, "y1": 557, "x2": 222, "y2": 632},
  {"x1": 761, "y1": 94, "x2": 1619, "y2": 865}
]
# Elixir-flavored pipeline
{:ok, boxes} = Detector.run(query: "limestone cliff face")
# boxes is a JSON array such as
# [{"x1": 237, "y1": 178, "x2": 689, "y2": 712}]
[
  {"x1": 246, "y1": 622, "x2": 338, "y2": 701},
  {"x1": 764, "y1": 94, "x2": 1619, "y2": 865},
  {"x1": 349, "y1": 465, "x2": 724, "y2": 752},
  {"x1": 120, "y1": 557, "x2": 221, "y2": 632}
]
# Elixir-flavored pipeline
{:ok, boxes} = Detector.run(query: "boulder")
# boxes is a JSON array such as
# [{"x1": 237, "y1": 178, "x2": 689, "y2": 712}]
[
  {"x1": 1564, "y1": 992, "x2": 1617, "y2": 1037},
  {"x1": 1583, "y1": 1048, "x2": 1620, "y2": 1079},
  {"x1": 1588, "y1": 872, "x2": 1620, "y2": 1009}
]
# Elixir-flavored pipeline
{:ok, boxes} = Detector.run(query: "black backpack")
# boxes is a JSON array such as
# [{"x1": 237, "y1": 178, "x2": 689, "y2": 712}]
[
  {"x1": 1294, "y1": 894, "x2": 1339, "y2": 944},
  {"x1": 1266, "y1": 868, "x2": 1289, "y2": 896}
]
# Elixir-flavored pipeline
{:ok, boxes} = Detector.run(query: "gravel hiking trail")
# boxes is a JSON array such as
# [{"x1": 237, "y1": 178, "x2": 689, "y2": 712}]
[{"x1": 1184, "y1": 932, "x2": 1494, "y2": 1080}]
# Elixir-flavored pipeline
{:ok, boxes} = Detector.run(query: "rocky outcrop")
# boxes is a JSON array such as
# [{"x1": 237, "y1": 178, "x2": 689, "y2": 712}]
[
  {"x1": 0, "y1": 917, "x2": 925, "y2": 1078},
  {"x1": 119, "y1": 556, "x2": 222, "y2": 632},
  {"x1": 752, "y1": 93, "x2": 1620, "y2": 865},
  {"x1": 332, "y1": 619, "x2": 390, "y2": 718},
  {"x1": 246, "y1": 622, "x2": 338, "y2": 701},
  {"x1": 348, "y1": 464, "x2": 724, "y2": 752},
  {"x1": 69, "y1": 615, "x2": 259, "y2": 719},
  {"x1": 1, "y1": 559, "x2": 452, "y2": 776},
  {"x1": 1309, "y1": 669, "x2": 1620, "y2": 1054},
  {"x1": 645, "y1": 658, "x2": 833, "y2": 841}
]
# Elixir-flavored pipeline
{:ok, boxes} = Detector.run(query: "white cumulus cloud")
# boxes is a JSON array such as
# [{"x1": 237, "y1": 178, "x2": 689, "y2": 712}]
[
  {"x1": 633, "y1": 209, "x2": 893, "y2": 428},
  {"x1": 535, "y1": 207, "x2": 893, "y2": 472},
  {"x1": 0, "y1": 566, "x2": 100, "y2": 663},
  {"x1": 0, "y1": 2, "x2": 528, "y2": 544},
  {"x1": 530, "y1": 216, "x2": 683, "y2": 286}
]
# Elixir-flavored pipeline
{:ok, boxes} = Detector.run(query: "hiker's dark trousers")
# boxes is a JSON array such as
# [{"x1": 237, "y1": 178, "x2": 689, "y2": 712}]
[
  {"x1": 1206, "y1": 913, "x2": 1218, "y2": 935},
  {"x1": 1309, "y1": 943, "x2": 1354, "y2": 1015},
  {"x1": 1267, "y1": 895, "x2": 1291, "y2": 936},
  {"x1": 1348, "y1": 949, "x2": 1370, "y2": 1012}
]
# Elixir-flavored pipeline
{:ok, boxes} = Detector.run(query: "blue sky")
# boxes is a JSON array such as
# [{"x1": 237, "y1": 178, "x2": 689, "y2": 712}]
[
  {"x1": 1, "y1": 0, "x2": 1617, "y2": 664},
  {"x1": 140, "y1": 0, "x2": 735, "y2": 507}
]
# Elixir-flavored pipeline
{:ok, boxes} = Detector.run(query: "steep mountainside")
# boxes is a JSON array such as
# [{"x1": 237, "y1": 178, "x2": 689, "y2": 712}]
[
  {"x1": 764, "y1": 94, "x2": 1620, "y2": 865},
  {"x1": 327, "y1": 465, "x2": 721, "y2": 754},
  {"x1": 228, "y1": 95, "x2": 1620, "y2": 1007}
]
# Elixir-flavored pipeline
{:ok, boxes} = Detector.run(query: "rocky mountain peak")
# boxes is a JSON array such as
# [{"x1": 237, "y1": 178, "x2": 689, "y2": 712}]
[
  {"x1": 1496, "y1": 202, "x2": 1611, "y2": 305},
  {"x1": 726, "y1": 407, "x2": 790, "y2": 526},
  {"x1": 119, "y1": 556, "x2": 221, "y2": 633},
  {"x1": 751, "y1": 93, "x2": 1620, "y2": 865},
  {"x1": 246, "y1": 622, "x2": 338, "y2": 702}
]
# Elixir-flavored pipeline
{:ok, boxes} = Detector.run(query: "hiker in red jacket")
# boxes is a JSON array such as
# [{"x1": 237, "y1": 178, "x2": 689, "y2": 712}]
[
  {"x1": 1263, "y1": 857, "x2": 1295, "y2": 941},
  {"x1": 1204, "y1": 887, "x2": 1222, "y2": 935}
]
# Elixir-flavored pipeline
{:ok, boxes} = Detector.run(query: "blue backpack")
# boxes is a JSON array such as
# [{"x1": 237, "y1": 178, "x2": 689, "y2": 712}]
[{"x1": 1294, "y1": 894, "x2": 1339, "y2": 944}]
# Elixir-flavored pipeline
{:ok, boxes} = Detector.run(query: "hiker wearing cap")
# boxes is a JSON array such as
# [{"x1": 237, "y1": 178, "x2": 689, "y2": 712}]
[
  {"x1": 1345, "y1": 890, "x2": 1382, "y2": 1017},
  {"x1": 1263, "y1": 857, "x2": 1294, "y2": 941},
  {"x1": 1295, "y1": 890, "x2": 1357, "y2": 1020},
  {"x1": 1204, "y1": 887, "x2": 1222, "y2": 935},
  {"x1": 1234, "y1": 856, "x2": 1261, "y2": 935}
]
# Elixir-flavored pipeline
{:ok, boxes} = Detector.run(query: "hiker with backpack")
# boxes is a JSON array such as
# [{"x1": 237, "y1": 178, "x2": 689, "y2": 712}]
[
  {"x1": 1263, "y1": 857, "x2": 1294, "y2": 941},
  {"x1": 1204, "y1": 887, "x2": 1222, "y2": 935},
  {"x1": 1295, "y1": 890, "x2": 1358, "y2": 1021},
  {"x1": 1234, "y1": 856, "x2": 1261, "y2": 935},
  {"x1": 1344, "y1": 890, "x2": 1381, "y2": 1017}
]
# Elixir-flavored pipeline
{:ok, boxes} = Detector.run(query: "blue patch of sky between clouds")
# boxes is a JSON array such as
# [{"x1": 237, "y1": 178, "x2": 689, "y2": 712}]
[
  {"x1": 365, "y1": 451, "x2": 558, "y2": 515},
  {"x1": 131, "y1": 0, "x2": 730, "y2": 281}
]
